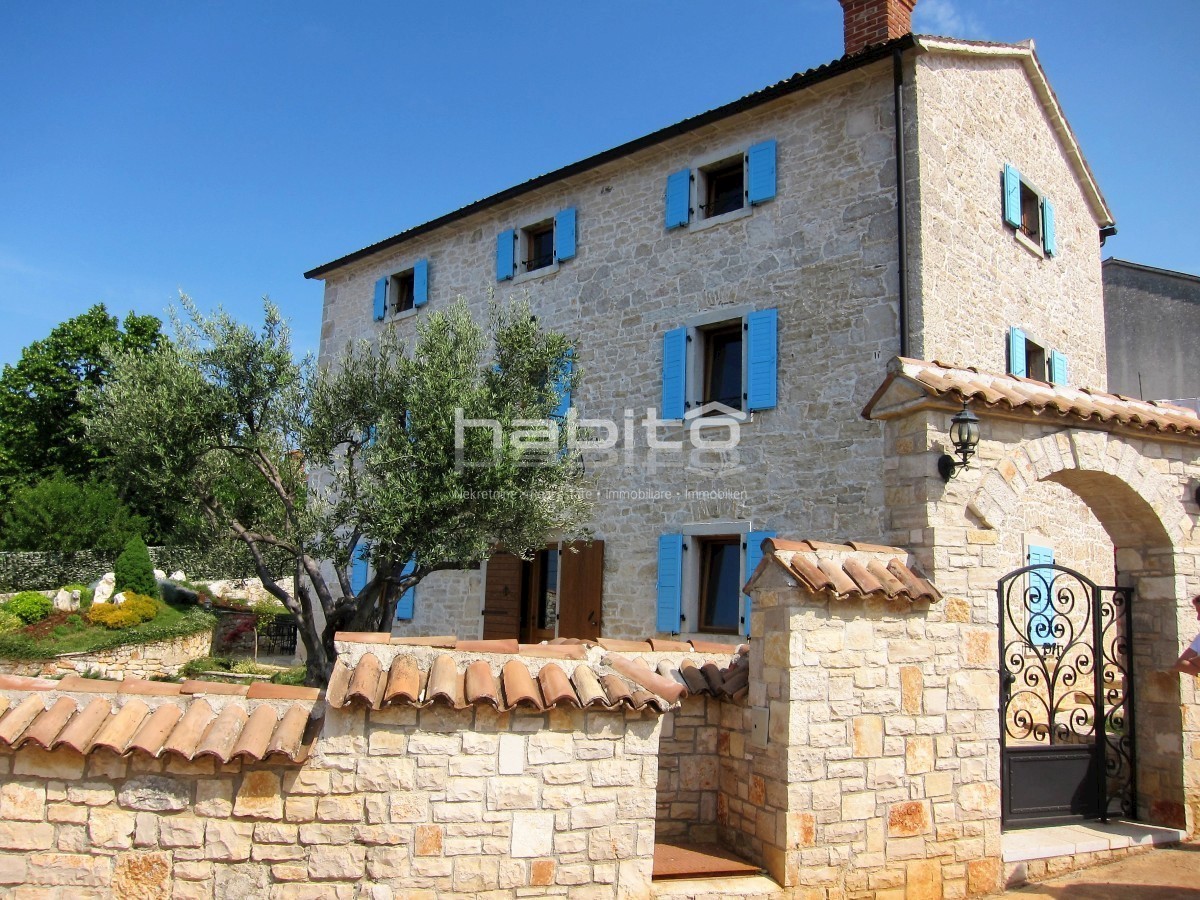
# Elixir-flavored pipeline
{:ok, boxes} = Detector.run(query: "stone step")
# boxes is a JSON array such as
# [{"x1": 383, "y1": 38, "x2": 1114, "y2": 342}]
[{"x1": 652, "y1": 874, "x2": 786, "y2": 900}]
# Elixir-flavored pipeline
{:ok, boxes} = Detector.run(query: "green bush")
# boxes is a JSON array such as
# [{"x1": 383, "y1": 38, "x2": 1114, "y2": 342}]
[
  {"x1": 87, "y1": 592, "x2": 159, "y2": 630},
  {"x1": 79, "y1": 587, "x2": 94, "y2": 611},
  {"x1": 0, "y1": 474, "x2": 149, "y2": 553},
  {"x1": 270, "y1": 666, "x2": 306, "y2": 686},
  {"x1": 179, "y1": 656, "x2": 231, "y2": 678},
  {"x1": 4, "y1": 591, "x2": 53, "y2": 624},
  {"x1": 0, "y1": 610, "x2": 23, "y2": 634},
  {"x1": 113, "y1": 537, "x2": 158, "y2": 598}
]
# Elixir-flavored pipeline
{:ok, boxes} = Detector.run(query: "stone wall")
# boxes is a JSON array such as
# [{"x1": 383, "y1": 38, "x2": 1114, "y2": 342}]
[
  {"x1": 0, "y1": 699, "x2": 661, "y2": 899},
  {"x1": 0, "y1": 630, "x2": 212, "y2": 681}
]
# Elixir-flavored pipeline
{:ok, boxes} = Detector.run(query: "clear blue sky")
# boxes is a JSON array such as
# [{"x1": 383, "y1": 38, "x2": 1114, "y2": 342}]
[{"x1": 1, "y1": 1, "x2": 1197, "y2": 367}]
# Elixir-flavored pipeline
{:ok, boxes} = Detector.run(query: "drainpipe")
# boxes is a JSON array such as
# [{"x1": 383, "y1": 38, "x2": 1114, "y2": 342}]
[{"x1": 893, "y1": 45, "x2": 910, "y2": 358}]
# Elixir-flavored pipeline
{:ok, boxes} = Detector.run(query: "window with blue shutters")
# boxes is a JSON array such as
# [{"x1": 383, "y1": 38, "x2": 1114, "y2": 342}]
[
  {"x1": 656, "y1": 534, "x2": 684, "y2": 634},
  {"x1": 500, "y1": 207, "x2": 579, "y2": 280},
  {"x1": 373, "y1": 277, "x2": 387, "y2": 322},
  {"x1": 496, "y1": 229, "x2": 516, "y2": 281},
  {"x1": 377, "y1": 260, "x2": 430, "y2": 318},
  {"x1": 661, "y1": 308, "x2": 779, "y2": 420},
  {"x1": 662, "y1": 327, "x2": 687, "y2": 420},
  {"x1": 745, "y1": 309, "x2": 778, "y2": 411},
  {"x1": 1049, "y1": 350, "x2": 1068, "y2": 386},
  {"x1": 665, "y1": 139, "x2": 777, "y2": 232},
  {"x1": 1002, "y1": 163, "x2": 1057, "y2": 258},
  {"x1": 1008, "y1": 327, "x2": 1057, "y2": 383}
]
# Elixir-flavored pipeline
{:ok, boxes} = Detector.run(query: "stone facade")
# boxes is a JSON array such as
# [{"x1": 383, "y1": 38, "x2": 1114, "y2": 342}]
[
  {"x1": 0, "y1": 693, "x2": 661, "y2": 899},
  {"x1": 0, "y1": 630, "x2": 212, "y2": 681}
]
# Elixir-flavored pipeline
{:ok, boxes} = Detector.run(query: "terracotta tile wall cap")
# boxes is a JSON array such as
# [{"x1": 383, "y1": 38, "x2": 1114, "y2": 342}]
[
  {"x1": 0, "y1": 675, "x2": 56, "y2": 692},
  {"x1": 817, "y1": 558, "x2": 860, "y2": 596},
  {"x1": 867, "y1": 559, "x2": 908, "y2": 596},
  {"x1": 648, "y1": 638, "x2": 691, "y2": 652},
  {"x1": 500, "y1": 659, "x2": 541, "y2": 709},
  {"x1": 766, "y1": 538, "x2": 814, "y2": 552},
  {"x1": 162, "y1": 699, "x2": 215, "y2": 759},
  {"x1": 537, "y1": 664, "x2": 578, "y2": 708},
  {"x1": 596, "y1": 638, "x2": 653, "y2": 653},
  {"x1": 699, "y1": 662, "x2": 727, "y2": 695},
  {"x1": 56, "y1": 675, "x2": 116, "y2": 693},
  {"x1": 630, "y1": 688, "x2": 664, "y2": 711},
  {"x1": 888, "y1": 559, "x2": 940, "y2": 601},
  {"x1": 333, "y1": 631, "x2": 393, "y2": 644},
  {"x1": 53, "y1": 696, "x2": 112, "y2": 753},
  {"x1": 195, "y1": 703, "x2": 249, "y2": 760},
  {"x1": 127, "y1": 703, "x2": 184, "y2": 757},
  {"x1": 687, "y1": 639, "x2": 739, "y2": 654},
  {"x1": 843, "y1": 557, "x2": 885, "y2": 596},
  {"x1": 92, "y1": 698, "x2": 151, "y2": 754},
  {"x1": 181, "y1": 680, "x2": 249, "y2": 697},
  {"x1": 118, "y1": 679, "x2": 183, "y2": 696},
  {"x1": 0, "y1": 697, "x2": 11, "y2": 719},
  {"x1": 788, "y1": 554, "x2": 834, "y2": 593},
  {"x1": 20, "y1": 696, "x2": 78, "y2": 749},
  {"x1": 325, "y1": 657, "x2": 353, "y2": 708},
  {"x1": 599, "y1": 673, "x2": 632, "y2": 708},
  {"x1": 391, "y1": 635, "x2": 456, "y2": 648},
  {"x1": 677, "y1": 663, "x2": 711, "y2": 696},
  {"x1": 518, "y1": 644, "x2": 587, "y2": 660},
  {"x1": 455, "y1": 639, "x2": 519, "y2": 654},
  {"x1": 426, "y1": 655, "x2": 463, "y2": 707},
  {"x1": 346, "y1": 652, "x2": 385, "y2": 708},
  {"x1": 846, "y1": 540, "x2": 904, "y2": 554},
  {"x1": 464, "y1": 660, "x2": 500, "y2": 707},
  {"x1": 570, "y1": 665, "x2": 608, "y2": 707},
  {"x1": 383, "y1": 655, "x2": 422, "y2": 705},
  {"x1": 603, "y1": 653, "x2": 686, "y2": 704},
  {"x1": 230, "y1": 704, "x2": 278, "y2": 761},
  {"x1": 0, "y1": 694, "x2": 49, "y2": 745},
  {"x1": 266, "y1": 705, "x2": 312, "y2": 760},
  {"x1": 245, "y1": 683, "x2": 321, "y2": 701}
]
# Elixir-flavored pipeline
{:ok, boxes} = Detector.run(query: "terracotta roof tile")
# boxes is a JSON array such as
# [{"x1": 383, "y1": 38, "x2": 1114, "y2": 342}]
[
  {"x1": 20, "y1": 696, "x2": 77, "y2": 749},
  {"x1": 864, "y1": 357, "x2": 1200, "y2": 439},
  {"x1": 128, "y1": 704, "x2": 184, "y2": 757},
  {"x1": 245, "y1": 683, "x2": 321, "y2": 701},
  {"x1": 92, "y1": 698, "x2": 151, "y2": 754},
  {"x1": 180, "y1": 680, "x2": 249, "y2": 697},
  {"x1": 383, "y1": 655, "x2": 422, "y2": 705},
  {"x1": 570, "y1": 665, "x2": 609, "y2": 707},
  {"x1": 162, "y1": 700, "x2": 215, "y2": 758},
  {"x1": 54, "y1": 697, "x2": 111, "y2": 752},
  {"x1": 195, "y1": 704, "x2": 249, "y2": 761},
  {"x1": 464, "y1": 660, "x2": 500, "y2": 707},
  {"x1": 456, "y1": 639, "x2": 519, "y2": 654},
  {"x1": 500, "y1": 660, "x2": 541, "y2": 709},
  {"x1": 230, "y1": 705, "x2": 278, "y2": 761},
  {"x1": 537, "y1": 664, "x2": 578, "y2": 708},
  {"x1": 0, "y1": 694, "x2": 52, "y2": 744},
  {"x1": 346, "y1": 652, "x2": 385, "y2": 709},
  {"x1": 746, "y1": 537, "x2": 941, "y2": 605}
]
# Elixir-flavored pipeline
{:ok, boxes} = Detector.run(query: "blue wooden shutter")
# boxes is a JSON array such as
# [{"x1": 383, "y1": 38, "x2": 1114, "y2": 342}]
[
  {"x1": 1003, "y1": 164, "x2": 1022, "y2": 229},
  {"x1": 1008, "y1": 326, "x2": 1027, "y2": 377},
  {"x1": 413, "y1": 259, "x2": 429, "y2": 307},
  {"x1": 373, "y1": 277, "x2": 387, "y2": 321},
  {"x1": 555, "y1": 207, "x2": 576, "y2": 262},
  {"x1": 396, "y1": 557, "x2": 416, "y2": 621},
  {"x1": 1027, "y1": 545, "x2": 1054, "y2": 641},
  {"x1": 746, "y1": 140, "x2": 777, "y2": 205},
  {"x1": 496, "y1": 229, "x2": 516, "y2": 281},
  {"x1": 350, "y1": 540, "x2": 370, "y2": 595},
  {"x1": 665, "y1": 169, "x2": 691, "y2": 229},
  {"x1": 662, "y1": 327, "x2": 687, "y2": 420},
  {"x1": 1041, "y1": 198, "x2": 1057, "y2": 257},
  {"x1": 656, "y1": 534, "x2": 684, "y2": 634},
  {"x1": 742, "y1": 530, "x2": 776, "y2": 637},
  {"x1": 1049, "y1": 350, "x2": 1068, "y2": 386},
  {"x1": 745, "y1": 308, "x2": 778, "y2": 411},
  {"x1": 553, "y1": 354, "x2": 573, "y2": 419}
]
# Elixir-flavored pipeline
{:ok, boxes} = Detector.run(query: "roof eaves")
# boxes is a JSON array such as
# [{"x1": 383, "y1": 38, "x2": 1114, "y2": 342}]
[
  {"x1": 911, "y1": 35, "x2": 1115, "y2": 229},
  {"x1": 303, "y1": 35, "x2": 916, "y2": 280}
]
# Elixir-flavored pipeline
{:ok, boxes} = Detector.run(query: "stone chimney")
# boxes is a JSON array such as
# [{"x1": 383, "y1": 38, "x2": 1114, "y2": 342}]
[{"x1": 838, "y1": 0, "x2": 917, "y2": 55}]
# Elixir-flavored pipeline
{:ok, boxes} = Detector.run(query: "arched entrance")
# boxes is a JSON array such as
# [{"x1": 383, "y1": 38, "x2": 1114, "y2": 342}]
[{"x1": 997, "y1": 562, "x2": 1133, "y2": 828}]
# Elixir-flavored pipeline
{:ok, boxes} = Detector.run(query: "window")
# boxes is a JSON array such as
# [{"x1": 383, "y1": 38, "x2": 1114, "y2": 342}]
[
  {"x1": 664, "y1": 139, "x2": 776, "y2": 230},
  {"x1": 1003, "y1": 164, "x2": 1057, "y2": 257},
  {"x1": 522, "y1": 220, "x2": 555, "y2": 273},
  {"x1": 1008, "y1": 327, "x2": 1068, "y2": 385},
  {"x1": 661, "y1": 307, "x2": 777, "y2": 419},
  {"x1": 699, "y1": 157, "x2": 744, "y2": 219},
  {"x1": 496, "y1": 208, "x2": 576, "y2": 281},
  {"x1": 372, "y1": 259, "x2": 429, "y2": 321},
  {"x1": 697, "y1": 536, "x2": 740, "y2": 633}
]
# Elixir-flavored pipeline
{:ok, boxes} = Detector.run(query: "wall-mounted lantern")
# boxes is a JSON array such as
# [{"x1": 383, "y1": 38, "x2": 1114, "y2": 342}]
[{"x1": 938, "y1": 401, "x2": 981, "y2": 481}]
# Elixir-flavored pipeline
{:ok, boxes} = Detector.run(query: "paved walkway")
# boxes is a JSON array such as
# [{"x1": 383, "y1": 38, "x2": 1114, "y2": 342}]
[{"x1": 1006, "y1": 844, "x2": 1200, "y2": 898}]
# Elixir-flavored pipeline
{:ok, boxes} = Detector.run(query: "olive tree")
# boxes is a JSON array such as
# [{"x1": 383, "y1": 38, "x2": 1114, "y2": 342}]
[{"x1": 87, "y1": 295, "x2": 590, "y2": 684}]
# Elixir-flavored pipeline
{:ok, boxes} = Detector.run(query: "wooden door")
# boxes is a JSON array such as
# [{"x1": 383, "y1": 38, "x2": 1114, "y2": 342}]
[
  {"x1": 557, "y1": 540, "x2": 604, "y2": 640},
  {"x1": 482, "y1": 553, "x2": 523, "y2": 640}
]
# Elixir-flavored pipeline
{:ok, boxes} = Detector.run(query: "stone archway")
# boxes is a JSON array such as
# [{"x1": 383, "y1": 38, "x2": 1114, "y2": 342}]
[{"x1": 968, "y1": 429, "x2": 1194, "y2": 829}]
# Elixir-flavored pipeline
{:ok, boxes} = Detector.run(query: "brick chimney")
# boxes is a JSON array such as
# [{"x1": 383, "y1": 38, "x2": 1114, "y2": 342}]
[{"x1": 838, "y1": 0, "x2": 917, "y2": 55}]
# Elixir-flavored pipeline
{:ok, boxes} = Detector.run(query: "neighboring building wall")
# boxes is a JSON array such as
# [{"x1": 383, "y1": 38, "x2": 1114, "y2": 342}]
[
  {"x1": 908, "y1": 52, "x2": 1108, "y2": 389},
  {"x1": 0, "y1": 701, "x2": 661, "y2": 898},
  {"x1": 0, "y1": 631, "x2": 212, "y2": 681},
  {"x1": 318, "y1": 60, "x2": 906, "y2": 643},
  {"x1": 1103, "y1": 258, "x2": 1200, "y2": 403}
]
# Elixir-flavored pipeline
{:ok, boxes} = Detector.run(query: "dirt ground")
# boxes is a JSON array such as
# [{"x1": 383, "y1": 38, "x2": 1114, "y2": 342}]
[{"x1": 1006, "y1": 844, "x2": 1200, "y2": 898}]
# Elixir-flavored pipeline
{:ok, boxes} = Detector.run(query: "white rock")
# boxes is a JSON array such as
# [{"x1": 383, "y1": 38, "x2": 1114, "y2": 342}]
[
  {"x1": 111, "y1": 592, "x2": 128, "y2": 606},
  {"x1": 53, "y1": 589, "x2": 80, "y2": 612},
  {"x1": 93, "y1": 572, "x2": 116, "y2": 605},
  {"x1": 153, "y1": 569, "x2": 166, "y2": 581},
  {"x1": 168, "y1": 571, "x2": 186, "y2": 582}
]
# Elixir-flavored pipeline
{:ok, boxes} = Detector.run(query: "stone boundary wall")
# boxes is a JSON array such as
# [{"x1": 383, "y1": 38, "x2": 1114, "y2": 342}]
[
  {"x1": 0, "y1": 699, "x2": 662, "y2": 898},
  {"x1": 0, "y1": 630, "x2": 212, "y2": 681}
]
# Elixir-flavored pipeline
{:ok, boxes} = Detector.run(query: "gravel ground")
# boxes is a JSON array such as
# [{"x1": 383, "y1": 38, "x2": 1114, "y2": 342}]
[{"x1": 1006, "y1": 844, "x2": 1200, "y2": 898}]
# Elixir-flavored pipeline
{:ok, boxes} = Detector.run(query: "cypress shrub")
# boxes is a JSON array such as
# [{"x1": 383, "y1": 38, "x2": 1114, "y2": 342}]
[{"x1": 113, "y1": 537, "x2": 159, "y2": 598}]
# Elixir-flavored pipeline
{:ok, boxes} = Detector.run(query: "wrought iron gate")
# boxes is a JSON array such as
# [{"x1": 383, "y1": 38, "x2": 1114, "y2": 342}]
[{"x1": 997, "y1": 564, "x2": 1135, "y2": 828}]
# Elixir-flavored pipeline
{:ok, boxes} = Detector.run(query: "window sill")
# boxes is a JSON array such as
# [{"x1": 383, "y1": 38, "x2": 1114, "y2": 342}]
[
  {"x1": 691, "y1": 205, "x2": 752, "y2": 233},
  {"x1": 386, "y1": 308, "x2": 420, "y2": 324},
  {"x1": 661, "y1": 411, "x2": 753, "y2": 428},
  {"x1": 513, "y1": 260, "x2": 561, "y2": 285},
  {"x1": 1013, "y1": 229, "x2": 1046, "y2": 259}
]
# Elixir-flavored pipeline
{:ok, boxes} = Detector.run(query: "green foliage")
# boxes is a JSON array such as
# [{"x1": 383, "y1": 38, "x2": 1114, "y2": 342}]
[
  {"x1": 0, "y1": 602, "x2": 214, "y2": 660},
  {"x1": 0, "y1": 474, "x2": 149, "y2": 552},
  {"x1": 0, "y1": 304, "x2": 168, "y2": 531},
  {"x1": 270, "y1": 666, "x2": 306, "y2": 685},
  {"x1": 79, "y1": 586, "x2": 94, "y2": 611},
  {"x1": 65, "y1": 614, "x2": 82, "y2": 627},
  {"x1": 4, "y1": 590, "x2": 52, "y2": 624},
  {"x1": 87, "y1": 592, "x2": 159, "y2": 629},
  {"x1": 179, "y1": 656, "x2": 230, "y2": 678},
  {"x1": 0, "y1": 610, "x2": 22, "y2": 634},
  {"x1": 113, "y1": 537, "x2": 158, "y2": 598},
  {"x1": 250, "y1": 600, "x2": 288, "y2": 633}
]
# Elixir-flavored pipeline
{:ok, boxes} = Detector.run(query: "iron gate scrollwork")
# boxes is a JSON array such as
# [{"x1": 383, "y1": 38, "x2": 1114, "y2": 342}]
[{"x1": 998, "y1": 563, "x2": 1135, "y2": 828}]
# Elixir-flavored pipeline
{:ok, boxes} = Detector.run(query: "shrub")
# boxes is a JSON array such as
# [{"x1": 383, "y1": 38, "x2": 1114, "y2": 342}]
[
  {"x1": 113, "y1": 537, "x2": 158, "y2": 598},
  {"x1": 65, "y1": 614, "x2": 82, "y2": 628},
  {"x1": 179, "y1": 656, "x2": 231, "y2": 678},
  {"x1": 79, "y1": 587, "x2": 95, "y2": 611},
  {"x1": 0, "y1": 610, "x2": 22, "y2": 634},
  {"x1": 5, "y1": 591, "x2": 53, "y2": 624},
  {"x1": 0, "y1": 474, "x2": 149, "y2": 553},
  {"x1": 270, "y1": 666, "x2": 306, "y2": 686},
  {"x1": 87, "y1": 592, "x2": 159, "y2": 630}
]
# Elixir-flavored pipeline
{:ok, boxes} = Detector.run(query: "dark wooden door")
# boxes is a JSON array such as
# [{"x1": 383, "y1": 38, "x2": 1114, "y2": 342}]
[
  {"x1": 482, "y1": 553, "x2": 523, "y2": 640},
  {"x1": 557, "y1": 540, "x2": 604, "y2": 640}
]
